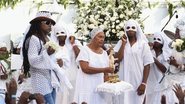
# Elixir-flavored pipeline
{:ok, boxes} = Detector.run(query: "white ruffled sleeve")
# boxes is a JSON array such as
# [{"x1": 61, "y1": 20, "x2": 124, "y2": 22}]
[
  {"x1": 28, "y1": 36, "x2": 51, "y2": 70},
  {"x1": 76, "y1": 46, "x2": 89, "y2": 63}
]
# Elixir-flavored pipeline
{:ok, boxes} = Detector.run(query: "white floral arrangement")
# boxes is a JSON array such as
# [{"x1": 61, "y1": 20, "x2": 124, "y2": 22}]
[
  {"x1": 171, "y1": 39, "x2": 185, "y2": 52},
  {"x1": 96, "y1": 81, "x2": 133, "y2": 95},
  {"x1": 73, "y1": 0, "x2": 144, "y2": 41},
  {"x1": 44, "y1": 41, "x2": 59, "y2": 52}
]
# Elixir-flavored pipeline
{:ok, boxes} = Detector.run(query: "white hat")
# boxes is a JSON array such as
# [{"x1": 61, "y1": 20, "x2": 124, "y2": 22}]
[{"x1": 30, "y1": 11, "x2": 56, "y2": 25}]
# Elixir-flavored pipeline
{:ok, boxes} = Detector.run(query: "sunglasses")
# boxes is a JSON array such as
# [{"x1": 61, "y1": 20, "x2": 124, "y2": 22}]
[
  {"x1": 154, "y1": 38, "x2": 161, "y2": 41},
  {"x1": 41, "y1": 20, "x2": 53, "y2": 25},
  {"x1": 126, "y1": 26, "x2": 136, "y2": 29}
]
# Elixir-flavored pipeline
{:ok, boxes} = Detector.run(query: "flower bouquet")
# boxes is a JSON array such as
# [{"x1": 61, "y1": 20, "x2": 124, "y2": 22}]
[
  {"x1": 74, "y1": 0, "x2": 143, "y2": 42},
  {"x1": 44, "y1": 41, "x2": 59, "y2": 52}
]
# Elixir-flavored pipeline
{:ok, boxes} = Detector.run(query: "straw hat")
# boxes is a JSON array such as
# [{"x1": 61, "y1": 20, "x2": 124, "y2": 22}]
[{"x1": 30, "y1": 11, "x2": 56, "y2": 25}]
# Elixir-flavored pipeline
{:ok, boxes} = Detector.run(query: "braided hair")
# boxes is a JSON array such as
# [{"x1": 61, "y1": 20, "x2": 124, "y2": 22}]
[{"x1": 22, "y1": 21, "x2": 46, "y2": 77}]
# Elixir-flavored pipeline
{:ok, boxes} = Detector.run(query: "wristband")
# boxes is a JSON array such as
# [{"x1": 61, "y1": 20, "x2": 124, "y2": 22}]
[
  {"x1": 11, "y1": 94, "x2": 16, "y2": 99},
  {"x1": 141, "y1": 82, "x2": 147, "y2": 86}
]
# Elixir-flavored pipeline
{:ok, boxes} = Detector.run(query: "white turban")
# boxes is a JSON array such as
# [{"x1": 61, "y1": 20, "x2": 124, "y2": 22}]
[
  {"x1": 90, "y1": 27, "x2": 103, "y2": 39},
  {"x1": 153, "y1": 32, "x2": 172, "y2": 61},
  {"x1": 124, "y1": 19, "x2": 148, "y2": 43}
]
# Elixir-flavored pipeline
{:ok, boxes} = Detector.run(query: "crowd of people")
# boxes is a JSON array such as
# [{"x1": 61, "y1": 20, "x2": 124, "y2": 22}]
[{"x1": 0, "y1": 10, "x2": 185, "y2": 104}]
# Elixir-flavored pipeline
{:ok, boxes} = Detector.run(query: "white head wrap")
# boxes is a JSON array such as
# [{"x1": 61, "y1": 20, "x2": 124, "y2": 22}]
[
  {"x1": 153, "y1": 33, "x2": 164, "y2": 44},
  {"x1": 153, "y1": 32, "x2": 172, "y2": 61},
  {"x1": 90, "y1": 27, "x2": 104, "y2": 39},
  {"x1": 124, "y1": 19, "x2": 148, "y2": 43},
  {"x1": 174, "y1": 17, "x2": 185, "y2": 38},
  {"x1": 53, "y1": 25, "x2": 67, "y2": 37}
]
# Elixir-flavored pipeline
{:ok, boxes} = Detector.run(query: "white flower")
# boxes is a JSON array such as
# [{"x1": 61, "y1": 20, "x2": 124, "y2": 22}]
[
  {"x1": 107, "y1": 4, "x2": 111, "y2": 8},
  {"x1": 112, "y1": 29, "x2": 116, "y2": 33},
  {"x1": 95, "y1": 15, "x2": 100, "y2": 19},
  {"x1": 119, "y1": 23, "x2": 124, "y2": 27},
  {"x1": 119, "y1": 14, "x2": 124, "y2": 18},
  {"x1": 45, "y1": 41, "x2": 59, "y2": 52},
  {"x1": 116, "y1": 26, "x2": 120, "y2": 30},
  {"x1": 176, "y1": 39, "x2": 184, "y2": 46},
  {"x1": 127, "y1": 11, "x2": 132, "y2": 16},
  {"x1": 88, "y1": 24, "x2": 95, "y2": 29},
  {"x1": 118, "y1": 5, "x2": 123, "y2": 9},
  {"x1": 90, "y1": 15, "x2": 94, "y2": 18},
  {"x1": 110, "y1": 17, "x2": 116, "y2": 21},
  {"x1": 116, "y1": 20, "x2": 120, "y2": 23},
  {"x1": 171, "y1": 39, "x2": 184, "y2": 50},
  {"x1": 100, "y1": 25, "x2": 105, "y2": 29}
]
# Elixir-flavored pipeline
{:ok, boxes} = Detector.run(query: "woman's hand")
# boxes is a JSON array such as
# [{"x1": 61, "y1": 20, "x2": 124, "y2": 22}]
[
  {"x1": 121, "y1": 36, "x2": 127, "y2": 46},
  {"x1": 173, "y1": 84, "x2": 185, "y2": 103},
  {"x1": 104, "y1": 67, "x2": 114, "y2": 73},
  {"x1": 18, "y1": 91, "x2": 31, "y2": 104},
  {"x1": 69, "y1": 36, "x2": 75, "y2": 45},
  {"x1": 35, "y1": 93, "x2": 45, "y2": 104},
  {"x1": 137, "y1": 83, "x2": 146, "y2": 96},
  {"x1": 57, "y1": 59, "x2": 63, "y2": 67},
  {"x1": 47, "y1": 46, "x2": 55, "y2": 55},
  {"x1": 169, "y1": 56, "x2": 179, "y2": 68}
]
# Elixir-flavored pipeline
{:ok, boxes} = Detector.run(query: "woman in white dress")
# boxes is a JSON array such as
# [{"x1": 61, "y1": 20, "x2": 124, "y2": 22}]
[
  {"x1": 146, "y1": 32, "x2": 172, "y2": 104},
  {"x1": 162, "y1": 17, "x2": 185, "y2": 104},
  {"x1": 73, "y1": 27, "x2": 114, "y2": 104}
]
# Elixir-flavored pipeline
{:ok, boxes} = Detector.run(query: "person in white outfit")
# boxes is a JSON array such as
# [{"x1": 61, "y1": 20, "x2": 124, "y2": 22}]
[
  {"x1": 162, "y1": 17, "x2": 185, "y2": 104},
  {"x1": 73, "y1": 27, "x2": 114, "y2": 104},
  {"x1": 114, "y1": 19, "x2": 154, "y2": 104},
  {"x1": 146, "y1": 32, "x2": 172, "y2": 104},
  {"x1": 22, "y1": 11, "x2": 57, "y2": 104}
]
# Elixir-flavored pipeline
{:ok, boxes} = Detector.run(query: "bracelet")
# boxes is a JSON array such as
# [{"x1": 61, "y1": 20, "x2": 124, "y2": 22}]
[
  {"x1": 72, "y1": 44, "x2": 76, "y2": 47},
  {"x1": 181, "y1": 64, "x2": 185, "y2": 71},
  {"x1": 141, "y1": 82, "x2": 147, "y2": 86},
  {"x1": 11, "y1": 94, "x2": 16, "y2": 99},
  {"x1": 177, "y1": 64, "x2": 181, "y2": 69}
]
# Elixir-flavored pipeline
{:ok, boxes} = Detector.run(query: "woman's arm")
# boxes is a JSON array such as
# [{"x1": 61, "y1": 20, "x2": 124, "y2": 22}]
[
  {"x1": 79, "y1": 61, "x2": 113, "y2": 74},
  {"x1": 154, "y1": 58, "x2": 167, "y2": 73}
]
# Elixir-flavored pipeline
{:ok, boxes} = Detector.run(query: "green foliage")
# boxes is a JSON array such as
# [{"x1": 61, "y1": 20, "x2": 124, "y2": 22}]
[{"x1": 0, "y1": 0, "x2": 22, "y2": 10}]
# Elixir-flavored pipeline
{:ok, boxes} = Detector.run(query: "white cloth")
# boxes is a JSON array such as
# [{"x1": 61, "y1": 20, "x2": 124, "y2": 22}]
[
  {"x1": 51, "y1": 24, "x2": 82, "y2": 104},
  {"x1": 73, "y1": 46, "x2": 109, "y2": 104},
  {"x1": 114, "y1": 19, "x2": 154, "y2": 104},
  {"x1": 146, "y1": 50, "x2": 170, "y2": 104},
  {"x1": 48, "y1": 45, "x2": 73, "y2": 91},
  {"x1": 153, "y1": 32, "x2": 172, "y2": 61},
  {"x1": 60, "y1": 34, "x2": 82, "y2": 104},
  {"x1": 162, "y1": 49, "x2": 185, "y2": 103}
]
